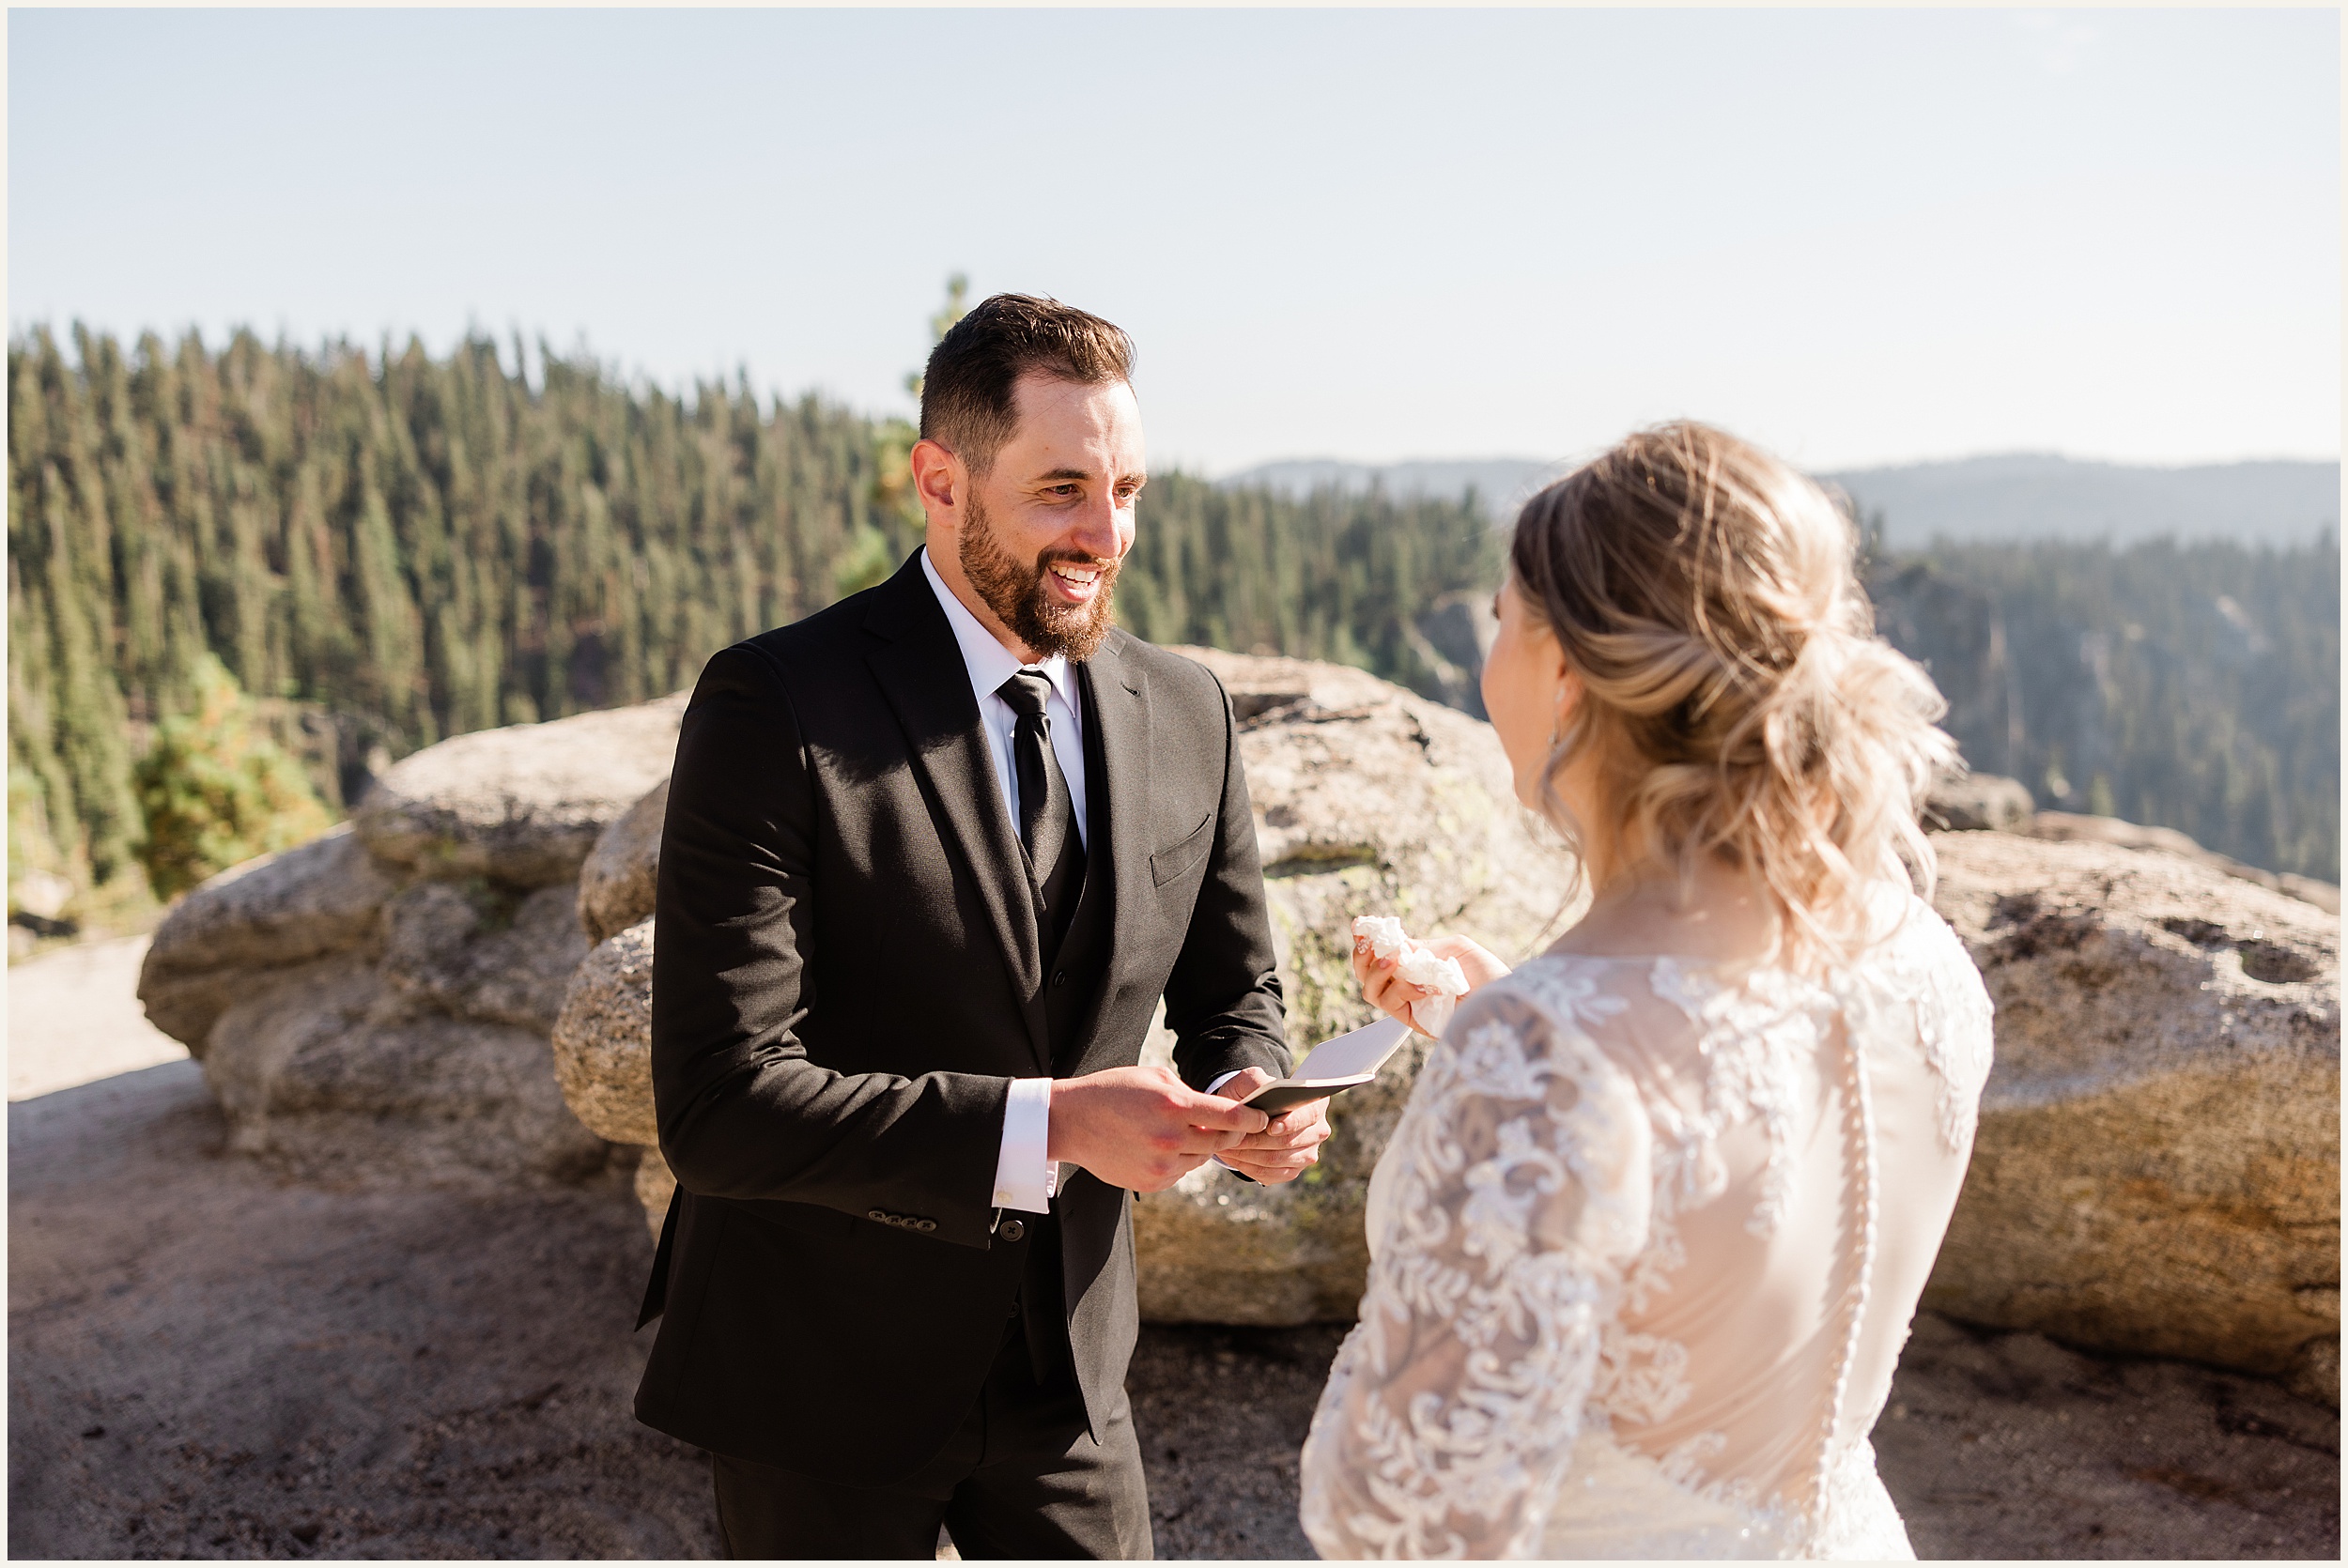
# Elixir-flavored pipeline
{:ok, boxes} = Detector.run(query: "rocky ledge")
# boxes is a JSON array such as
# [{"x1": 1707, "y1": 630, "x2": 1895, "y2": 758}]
[
  {"x1": 137, "y1": 698, "x2": 686, "y2": 1185},
  {"x1": 1927, "y1": 831, "x2": 2339, "y2": 1402},
  {"x1": 550, "y1": 647, "x2": 1589, "y2": 1309},
  {"x1": 144, "y1": 653, "x2": 2337, "y2": 1405}
]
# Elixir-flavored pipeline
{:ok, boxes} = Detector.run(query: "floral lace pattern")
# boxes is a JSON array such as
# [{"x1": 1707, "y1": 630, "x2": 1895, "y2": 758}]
[
  {"x1": 1301, "y1": 976, "x2": 1652, "y2": 1558},
  {"x1": 1828, "y1": 904, "x2": 1996, "y2": 1151},
  {"x1": 1300, "y1": 893, "x2": 1993, "y2": 1560}
]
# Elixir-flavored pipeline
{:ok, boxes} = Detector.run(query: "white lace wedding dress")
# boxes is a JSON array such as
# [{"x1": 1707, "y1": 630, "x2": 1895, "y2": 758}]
[{"x1": 1299, "y1": 888, "x2": 1995, "y2": 1560}]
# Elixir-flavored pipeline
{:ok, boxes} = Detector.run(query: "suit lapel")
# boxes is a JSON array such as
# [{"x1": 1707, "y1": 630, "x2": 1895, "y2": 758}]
[
  {"x1": 1058, "y1": 638, "x2": 1151, "y2": 1072},
  {"x1": 862, "y1": 561, "x2": 1053, "y2": 1074}
]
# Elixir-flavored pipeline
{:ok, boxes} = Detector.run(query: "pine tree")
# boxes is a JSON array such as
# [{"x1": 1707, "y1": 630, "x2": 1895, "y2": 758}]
[{"x1": 13, "y1": 318, "x2": 2333, "y2": 911}]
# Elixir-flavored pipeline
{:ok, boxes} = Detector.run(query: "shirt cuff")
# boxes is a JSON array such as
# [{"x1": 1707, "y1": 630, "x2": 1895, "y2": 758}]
[{"x1": 992, "y1": 1076, "x2": 1058, "y2": 1213}]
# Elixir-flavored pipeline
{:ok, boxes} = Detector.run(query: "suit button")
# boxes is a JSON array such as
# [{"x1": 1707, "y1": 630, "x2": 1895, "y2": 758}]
[
  {"x1": 1052, "y1": 971, "x2": 1067, "y2": 989},
  {"x1": 997, "y1": 1219, "x2": 1026, "y2": 1242},
  {"x1": 867, "y1": 1209, "x2": 888, "y2": 1222},
  {"x1": 916, "y1": 1219, "x2": 936, "y2": 1232}
]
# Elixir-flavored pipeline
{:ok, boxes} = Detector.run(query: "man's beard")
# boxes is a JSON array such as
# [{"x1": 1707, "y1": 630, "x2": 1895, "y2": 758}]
[{"x1": 959, "y1": 493, "x2": 1120, "y2": 662}]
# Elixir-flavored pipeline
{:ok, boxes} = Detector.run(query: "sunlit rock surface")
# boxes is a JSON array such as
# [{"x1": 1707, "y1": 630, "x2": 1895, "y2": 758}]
[
  {"x1": 156, "y1": 655, "x2": 2333, "y2": 1398},
  {"x1": 351, "y1": 697, "x2": 684, "y2": 889},
  {"x1": 547, "y1": 649, "x2": 1586, "y2": 1289},
  {"x1": 1130, "y1": 648, "x2": 1583, "y2": 1324},
  {"x1": 1924, "y1": 831, "x2": 2340, "y2": 1400},
  {"x1": 137, "y1": 700, "x2": 687, "y2": 1185}
]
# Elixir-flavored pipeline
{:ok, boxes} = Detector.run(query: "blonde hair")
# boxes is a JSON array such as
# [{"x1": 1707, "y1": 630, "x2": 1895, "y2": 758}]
[{"x1": 1508, "y1": 422, "x2": 1958, "y2": 962}]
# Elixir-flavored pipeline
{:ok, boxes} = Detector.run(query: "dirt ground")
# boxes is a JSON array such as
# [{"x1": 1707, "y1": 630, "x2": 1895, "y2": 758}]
[
  {"x1": 8, "y1": 944, "x2": 2339, "y2": 1560},
  {"x1": 7, "y1": 933, "x2": 186, "y2": 1101}
]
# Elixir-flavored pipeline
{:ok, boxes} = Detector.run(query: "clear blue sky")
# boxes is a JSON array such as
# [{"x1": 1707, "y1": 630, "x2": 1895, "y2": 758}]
[{"x1": 9, "y1": 8, "x2": 2338, "y2": 474}]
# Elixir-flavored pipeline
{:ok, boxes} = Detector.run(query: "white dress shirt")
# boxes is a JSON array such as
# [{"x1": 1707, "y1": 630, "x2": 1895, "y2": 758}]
[
  {"x1": 920, "y1": 550, "x2": 1078, "y2": 1214},
  {"x1": 920, "y1": 549, "x2": 1243, "y2": 1213}
]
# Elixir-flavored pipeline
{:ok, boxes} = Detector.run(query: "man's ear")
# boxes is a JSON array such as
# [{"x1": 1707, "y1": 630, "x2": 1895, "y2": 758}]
[{"x1": 909, "y1": 438, "x2": 964, "y2": 526}]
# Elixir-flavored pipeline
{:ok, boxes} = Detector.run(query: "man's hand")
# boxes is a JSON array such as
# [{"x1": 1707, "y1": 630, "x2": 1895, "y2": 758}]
[
  {"x1": 1048, "y1": 1066, "x2": 1271, "y2": 1192},
  {"x1": 1208, "y1": 1068, "x2": 1334, "y2": 1184}
]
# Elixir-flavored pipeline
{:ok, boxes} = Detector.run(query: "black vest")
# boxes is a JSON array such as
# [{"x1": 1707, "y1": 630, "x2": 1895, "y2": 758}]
[{"x1": 1012, "y1": 669, "x2": 1118, "y2": 1385}]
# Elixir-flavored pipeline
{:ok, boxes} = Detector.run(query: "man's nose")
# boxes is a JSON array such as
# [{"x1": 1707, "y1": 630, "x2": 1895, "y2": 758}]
[{"x1": 1064, "y1": 493, "x2": 1123, "y2": 561}]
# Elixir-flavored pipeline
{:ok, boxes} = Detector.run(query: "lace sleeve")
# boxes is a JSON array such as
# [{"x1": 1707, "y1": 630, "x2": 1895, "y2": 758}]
[{"x1": 1299, "y1": 975, "x2": 1654, "y2": 1559}]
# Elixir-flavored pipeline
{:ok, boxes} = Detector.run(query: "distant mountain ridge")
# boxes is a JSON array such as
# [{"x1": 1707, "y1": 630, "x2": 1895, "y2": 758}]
[{"x1": 1220, "y1": 453, "x2": 2340, "y2": 547}]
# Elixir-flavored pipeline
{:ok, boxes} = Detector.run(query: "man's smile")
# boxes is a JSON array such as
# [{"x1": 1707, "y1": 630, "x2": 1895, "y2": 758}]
[{"x1": 1045, "y1": 561, "x2": 1107, "y2": 601}]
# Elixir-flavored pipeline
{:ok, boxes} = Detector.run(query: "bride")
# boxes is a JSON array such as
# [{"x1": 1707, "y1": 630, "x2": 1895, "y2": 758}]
[{"x1": 1298, "y1": 423, "x2": 1995, "y2": 1560}]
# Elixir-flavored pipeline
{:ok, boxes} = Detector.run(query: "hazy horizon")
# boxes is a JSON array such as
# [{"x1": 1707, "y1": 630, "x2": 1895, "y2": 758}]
[
  {"x1": 10, "y1": 316, "x2": 2337, "y2": 480},
  {"x1": 1215, "y1": 448, "x2": 2344, "y2": 478}
]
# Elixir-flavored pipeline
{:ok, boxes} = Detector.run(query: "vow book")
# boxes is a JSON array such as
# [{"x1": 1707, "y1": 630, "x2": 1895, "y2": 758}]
[{"x1": 1243, "y1": 1016, "x2": 1412, "y2": 1115}]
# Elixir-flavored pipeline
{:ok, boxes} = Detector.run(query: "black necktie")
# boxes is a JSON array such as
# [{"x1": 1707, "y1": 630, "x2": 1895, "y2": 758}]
[{"x1": 996, "y1": 670, "x2": 1087, "y2": 957}]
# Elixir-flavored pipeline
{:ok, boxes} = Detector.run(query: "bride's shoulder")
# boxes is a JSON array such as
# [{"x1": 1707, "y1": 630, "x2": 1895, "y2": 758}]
[
  {"x1": 1481, "y1": 949, "x2": 1656, "y2": 1024},
  {"x1": 1439, "y1": 953, "x2": 1669, "y2": 1075},
  {"x1": 1852, "y1": 884, "x2": 1992, "y2": 998}
]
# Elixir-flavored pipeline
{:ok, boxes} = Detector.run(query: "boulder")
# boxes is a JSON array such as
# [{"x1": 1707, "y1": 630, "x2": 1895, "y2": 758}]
[
  {"x1": 1923, "y1": 831, "x2": 2340, "y2": 1400},
  {"x1": 352, "y1": 696, "x2": 686, "y2": 890},
  {"x1": 578, "y1": 780, "x2": 667, "y2": 944},
  {"x1": 136, "y1": 701, "x2": 691, "y2": 1187},
  {"x1": 634, "y1": 1147, "x2": 678, "y2": 1242},
  {"x1": 548, "y1": 650, "x2": 1585, "y2": 1317},
  {"x1": 1130, "y1": 649, "x2": 1582, "y2": 1323},
  {"x1": 550, "y1": 918, "x2": 658, "y2": 1148},
  {"x1": 379, "y1": 883, "x2": 591, "y2": 1036},
  {"x1": 541, "y1": 658, "x2": 2339, "y2": 1403},
  {"x1": 2030, "y1": 810, "x2": 2341, "y2": 915},
  {"x1": 1923, "y1": 773, "x2": 2035, "y2": 834},
  {"x1": 200, "y1": 952, "x2": 610, "y2": 1184},
  {"x1": 138, "y1": 826, "x2": 399, "y2": 1050}
]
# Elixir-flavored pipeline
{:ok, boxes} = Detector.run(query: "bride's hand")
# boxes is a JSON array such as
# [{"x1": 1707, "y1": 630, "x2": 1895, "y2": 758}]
[{"x1": 1351, "y1": 931, "x2": 1510, "y2": 1027}]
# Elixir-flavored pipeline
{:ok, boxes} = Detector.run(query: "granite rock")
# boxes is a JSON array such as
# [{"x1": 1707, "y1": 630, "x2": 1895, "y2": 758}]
[
  {"x1": 577, "y1": 780, "x2": 667, "y2": 944},
  {"x1": 1923, "y1": 831, "x2": 2340, "y2": 1396},
  {"x1": 2030, "y1": 809, "x2": 2341, "y2": 915},
  {"x1": 555, "y1": 651, "x2": 1586, "y2": 1306},
  {"x1": 1923, "y1": 773, "x2": 2035, "y2": 834},
  {"x1": 380, "y1": 883, "x2": 592, "y2": 1036},
  {"x1": 138, "y1": 826, "x2": 398, "y2": 1051},
  {"x1": 549, "y1": 918, "x2": 659, "y2": 1148},
  {"x1": 538, "y1": 659, "x2": 2340, "y2": 1402},
  {"x1": 1126, "y1": 649, "x2": 1585, "y2": 1326},
  {"x1": 352, "y1": 696, "x2": 686, "y2": 890},
  {"x1": 133, "y1": 699, "x2": 693, "y2": 1187},
  {"x1": 198, "y1": 952, "x2": 610, "y2": 1185}
]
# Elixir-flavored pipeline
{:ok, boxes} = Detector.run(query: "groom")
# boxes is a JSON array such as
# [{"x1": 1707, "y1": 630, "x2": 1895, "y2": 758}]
[{"x1": 633, "y1": 294, "x2": 1331, "y2": 1558}]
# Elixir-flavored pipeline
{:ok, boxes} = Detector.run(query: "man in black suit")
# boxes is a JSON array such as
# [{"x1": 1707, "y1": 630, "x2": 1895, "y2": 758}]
[{"x1": 633, "y1": 294, "x2": 1333, "y2": 1558}]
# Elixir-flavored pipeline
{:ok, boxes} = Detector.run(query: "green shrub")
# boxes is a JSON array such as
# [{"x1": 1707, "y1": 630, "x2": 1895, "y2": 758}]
[{"x1": 132, "y1": 655, "x2": 332, "y2": 899}]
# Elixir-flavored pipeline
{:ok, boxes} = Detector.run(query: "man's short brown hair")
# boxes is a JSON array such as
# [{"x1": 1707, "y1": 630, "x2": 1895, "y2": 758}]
[{"x1": 919, "y1": 294, "x2": 1135, "y2": 475}]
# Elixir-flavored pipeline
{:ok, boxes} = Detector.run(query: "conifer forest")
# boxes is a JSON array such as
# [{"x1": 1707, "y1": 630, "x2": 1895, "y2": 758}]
[{"x1": 8, "y1": 325, "x2": 2338, "y2": 928}]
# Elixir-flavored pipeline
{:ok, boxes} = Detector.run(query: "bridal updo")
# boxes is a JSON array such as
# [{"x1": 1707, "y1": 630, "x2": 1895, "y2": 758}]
[{"x1": 1509, "y1": 422, "x2": 1957, "y2": 959}]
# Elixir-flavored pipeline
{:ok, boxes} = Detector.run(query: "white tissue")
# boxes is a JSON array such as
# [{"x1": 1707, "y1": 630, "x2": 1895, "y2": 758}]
[
  {"x1": 1352, "y1": 915, "x2": 1468, "y2": 1037},
  {"x1": 1353, "y1": 915, "x2": 1409, "y2": 961}
]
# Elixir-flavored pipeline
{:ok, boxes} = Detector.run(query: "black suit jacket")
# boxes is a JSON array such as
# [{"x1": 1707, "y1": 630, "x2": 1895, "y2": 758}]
[{"x1": 633, "y1": 553, "x2": 1290, "y2": 1483}]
